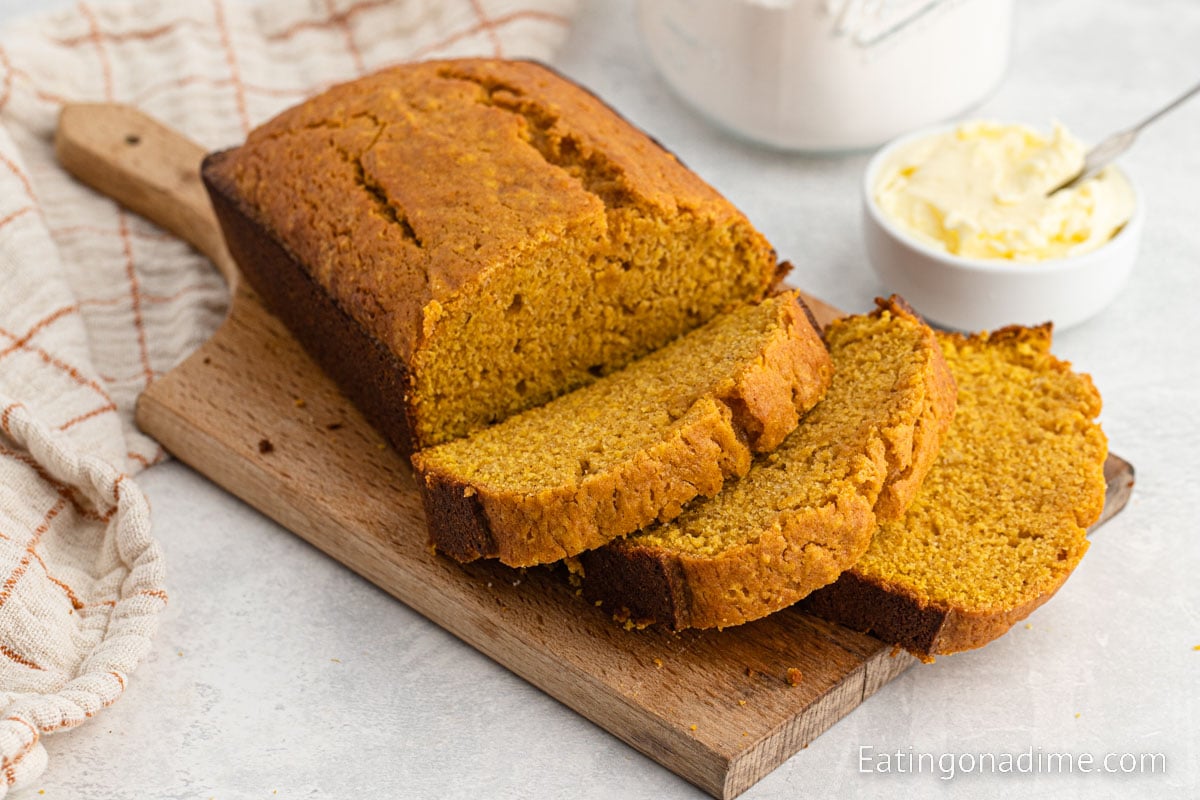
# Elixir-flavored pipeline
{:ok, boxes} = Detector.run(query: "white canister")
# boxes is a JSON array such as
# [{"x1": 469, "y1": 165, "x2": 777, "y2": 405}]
[{"x1": 637, "y1": 0, "x2": 1015, "y2": 151}]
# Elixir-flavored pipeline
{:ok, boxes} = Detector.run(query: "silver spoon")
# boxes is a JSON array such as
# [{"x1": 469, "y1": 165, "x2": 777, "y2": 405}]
[{"x1": 1049, "y1": 78, "x2": 1200, "y2": 195}]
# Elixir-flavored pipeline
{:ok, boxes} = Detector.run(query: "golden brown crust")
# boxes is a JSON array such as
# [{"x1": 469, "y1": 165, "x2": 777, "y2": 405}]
[
  {"x1": 724, "y1": 295, "x2": 834, "y2": 453},
  {"x1": 802, "y1": 558, "x2": 1078, "y2": 663},
  {"x1": 581, "y1": 297, "x2": 957, "y2": 629},
  {"x1": 414, "y1": 293, "x2": 833, "y2": 567},
  {"x1": 203, "y1": 150, "x2": 421, "y2": 458},
  {"x1": 869, "y1": 299, "x2": 958, "y2": 522}
]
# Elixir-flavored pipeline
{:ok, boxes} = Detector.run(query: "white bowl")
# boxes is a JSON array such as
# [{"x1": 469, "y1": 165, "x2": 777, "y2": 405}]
[{"x1": 861, "y1": 127, "x2": 1144, "y2": 332}]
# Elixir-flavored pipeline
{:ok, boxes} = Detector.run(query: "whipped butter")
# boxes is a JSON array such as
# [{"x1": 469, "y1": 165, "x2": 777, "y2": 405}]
[{"x1": 874, "y1": 121, "x2": 1135, "y2": 261}]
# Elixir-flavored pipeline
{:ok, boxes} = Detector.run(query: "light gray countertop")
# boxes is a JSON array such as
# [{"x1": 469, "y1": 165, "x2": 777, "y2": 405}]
[{"x1": 6, "y1": 0, "x2": 1198, "y2": 797}]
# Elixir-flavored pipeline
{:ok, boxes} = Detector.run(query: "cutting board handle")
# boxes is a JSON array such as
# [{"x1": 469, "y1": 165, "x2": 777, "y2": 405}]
[{"x1": 55, "y1": 103, "x2": 238, "y2": 290}]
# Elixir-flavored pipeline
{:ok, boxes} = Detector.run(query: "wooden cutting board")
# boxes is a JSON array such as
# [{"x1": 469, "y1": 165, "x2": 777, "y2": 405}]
[{"x1": 56, "y1": 104, "x2": 1135, "y2": 800}]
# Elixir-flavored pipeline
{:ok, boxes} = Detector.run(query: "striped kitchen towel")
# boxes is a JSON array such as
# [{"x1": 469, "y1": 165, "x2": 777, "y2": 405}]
[{"x1": 0, "y1": 0, "x2": 576, "y2": 792}]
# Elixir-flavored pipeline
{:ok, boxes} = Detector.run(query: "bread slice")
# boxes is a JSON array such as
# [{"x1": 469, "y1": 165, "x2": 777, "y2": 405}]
[
  {"x1": 413, "y1": 292, "x2": 832, "y2": 567},
  {"x1": 579, "y1": 297, "x2": 957, "y2": 629},
  {"x1": 803, "y1": 324, "x2": 1107, "y2": 660}
]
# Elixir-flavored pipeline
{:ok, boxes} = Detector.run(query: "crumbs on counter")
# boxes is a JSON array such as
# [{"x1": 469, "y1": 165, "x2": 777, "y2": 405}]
[
  {"x1": 1193, "y1": 644, "x2": 1200, "y2": 651},
  {"x1": 1075, "y1": 712, "x2": 1081, "y2": 718},
  {"x1": 786, "y1": 668, "x2": 804, "y2": 686},
  {"x1": 257, "y1": 438, "x2": 274, "y2": 454},
  {"x1": 1025, "y1": 623, "x2": 1033, "y2": 630}
]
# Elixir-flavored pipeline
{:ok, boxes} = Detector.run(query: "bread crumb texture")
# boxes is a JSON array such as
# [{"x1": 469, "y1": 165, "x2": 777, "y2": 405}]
[
  {"x1": 216, "y1": 59, "x2": 777, "y2": 447},
  {"x1": 582, "y1": 298, "x2": 956, "y2": 629},
  {"x1": 846, "y1": 323, "x2": 1106, "y2": 654},
  {"x1": 414, "y1": 292, "x2": 831, "y2": 566}
]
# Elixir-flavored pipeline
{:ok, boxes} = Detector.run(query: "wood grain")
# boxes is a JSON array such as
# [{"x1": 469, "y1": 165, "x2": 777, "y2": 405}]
[{"x1": 57, "y1": 103, "x2": 1135, "y2": 800}]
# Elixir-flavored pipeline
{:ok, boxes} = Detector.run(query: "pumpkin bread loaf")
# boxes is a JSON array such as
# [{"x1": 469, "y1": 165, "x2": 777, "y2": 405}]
[
  {"x1": 413, "y1": 292, "x2": 832, "y2": 567},
  {"x1": 803, "y1": 324, "x2": 1107, "y2": 660},
  {"x1": 580, "y1": 298, "x2": 957, "y2": 630},
  {"x1": 202, "y1": 58, "x2": 780, "y2": 455}
]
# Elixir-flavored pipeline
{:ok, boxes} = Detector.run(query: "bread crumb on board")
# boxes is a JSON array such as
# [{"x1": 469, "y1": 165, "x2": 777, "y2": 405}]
[
  {"x1": 653, "y1": 657, "x2": 663, "y2": 669},
  {"x1": 611, "y1": 605, "x2": 652, "y2": 630},
  {"x1": 257, "y1": 438, "x2": 274, "y2": 454},
  {"x1": 786, "y1": 667, "x2": 804, "y2": 686}
]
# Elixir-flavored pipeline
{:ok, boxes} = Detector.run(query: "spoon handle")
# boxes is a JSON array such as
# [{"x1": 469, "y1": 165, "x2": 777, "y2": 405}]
[
  {"x1": 1127, "y1": 78, "x2": 1200, "y2": 135},
  {"x1": 1053, "y1": 78, "x2": 1200, "y2": 194}
]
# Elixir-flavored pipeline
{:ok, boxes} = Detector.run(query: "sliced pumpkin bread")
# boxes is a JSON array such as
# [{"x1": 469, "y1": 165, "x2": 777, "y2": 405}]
[
  {"x1": 413, "y1": 292, "x2": 833, "y2": 567},
  {"x1": 580, "y1": 297, "x2": 957, "y2": 629},
  {"x1": 803, "y1": 324, "x2": 1107, "y2": 660}
]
